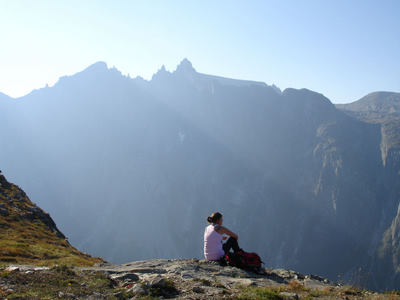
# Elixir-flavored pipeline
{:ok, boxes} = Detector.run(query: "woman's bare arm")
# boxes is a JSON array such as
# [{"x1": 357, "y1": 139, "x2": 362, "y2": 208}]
[{"x1": 215, "y1": 225, "x2": 238, "y2": 240}]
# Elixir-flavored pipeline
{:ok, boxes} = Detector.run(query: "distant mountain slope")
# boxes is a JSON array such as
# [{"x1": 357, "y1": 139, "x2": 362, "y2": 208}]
[
  {"x1": 337, "y1": 92, "x2": 400, "y2": 165},
  {"x1": 337, "y1": 92, "x2": 400, "y2": 122},
  {"x1": 0, "y1": 60, "x2": 399, "y2": 290},
  {"x1": 337, "y1": 92, "x2": 400, "y2": 289},
  {"x1": 0, "y1": 171, "x2": 103, "y2": 266}
]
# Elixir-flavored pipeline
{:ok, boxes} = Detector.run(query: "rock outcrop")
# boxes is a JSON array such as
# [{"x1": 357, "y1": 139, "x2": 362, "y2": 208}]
[
  {"x1": 0, "y1": 171, "x2": 65, "y2": 239},
  {"x1": 2, "y1": 259, "x2": 392, "y2": 299},
  {"x1": 85, "y1": 258, "x2": 336, "y2": 297},
  {"x1": 337, "y1": 92, "x2": 400, "y2": 290},
  {"x1": 0, "y1": 171, "x2": 103, "y2": 266}
]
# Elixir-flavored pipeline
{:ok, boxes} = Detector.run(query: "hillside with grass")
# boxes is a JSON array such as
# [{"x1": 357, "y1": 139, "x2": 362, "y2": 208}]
[{"x1": 0, "y1": 171, "x2": 103, "y2": 266}]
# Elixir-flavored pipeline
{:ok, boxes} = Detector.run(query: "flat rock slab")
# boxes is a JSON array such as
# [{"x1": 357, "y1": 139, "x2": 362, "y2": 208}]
[{"x1": 80, "y1": 258, "x2": 336, "y2": 290}]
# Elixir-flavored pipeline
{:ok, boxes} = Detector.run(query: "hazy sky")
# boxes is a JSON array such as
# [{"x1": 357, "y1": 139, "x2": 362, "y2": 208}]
[{"x1": 0, "y1": 0, "x2": 399, "y2": 103}]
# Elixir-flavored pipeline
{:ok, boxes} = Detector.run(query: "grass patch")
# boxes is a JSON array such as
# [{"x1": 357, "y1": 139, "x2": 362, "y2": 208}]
[
  {"x1": 236, "y1": 283, "x2": 352, "y2": 299},
  {"x1": 192, "y1": 277, "x2": 212, "y2": 286},
  {"x1": 287, "y1": 279, "x2": 307, "y2": 291},
  {"x1": 211, "y1": 278, "x2": 227, "y2": 289},
  {"x1": 148, "y1": 277, "x2": 178, "y2": 297},
  {"x1": 236, "y1": 286, "x2": 283, "y2": 300},
  {"x1": 384, "y1": 291, "x2": 400, "y2": 296},
  {"x1": 1, "y1": 267, "x2": 133, "y2": 299},
  {"x1": 0, "y1": 181, "x2": 104, "y2": 267},
  {"x1": 340, "y1": 285, "x2": 364, "y2": 296},
  {"x1": 307, "y1": 287, "x2": 333, "y2": 297}
]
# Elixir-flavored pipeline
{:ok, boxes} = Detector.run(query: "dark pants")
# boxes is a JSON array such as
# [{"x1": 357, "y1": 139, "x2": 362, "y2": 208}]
[{"x1": 222, "y1": 237, "x2": 241, "y2": 254}]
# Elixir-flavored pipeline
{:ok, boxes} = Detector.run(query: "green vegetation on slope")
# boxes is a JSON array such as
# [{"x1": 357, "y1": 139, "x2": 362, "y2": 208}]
[
  {"x1": 0, "y1": 265, "x2": 132, "y2": 299},
  {"x1": 236, "y1": 281, "x2": 399, "y2": 300},
  {"x1": 0, "y1": 173, "x2": 103, "y2": 266}
]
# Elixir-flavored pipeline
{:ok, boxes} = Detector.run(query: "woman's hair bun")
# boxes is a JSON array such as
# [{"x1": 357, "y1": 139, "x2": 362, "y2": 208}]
[{"x1": 207, "y1": 212, "x2": 222, "y2": 223}]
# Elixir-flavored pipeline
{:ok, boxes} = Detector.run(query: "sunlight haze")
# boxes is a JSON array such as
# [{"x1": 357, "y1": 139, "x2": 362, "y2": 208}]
[{"x1": 0, "y1": 0, "x2": 399, "y2": 102}]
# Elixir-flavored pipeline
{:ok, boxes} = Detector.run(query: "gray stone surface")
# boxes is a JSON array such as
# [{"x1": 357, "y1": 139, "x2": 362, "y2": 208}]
[
  {"x1": 79, "y1": 258, "x2": 337, "y2": 299},
  {"x1": 4, "y1": 259, "x2": 340, "y2": 299}
]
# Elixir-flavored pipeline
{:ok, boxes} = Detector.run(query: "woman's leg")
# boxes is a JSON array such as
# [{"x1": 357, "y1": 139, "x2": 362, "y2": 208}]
[{"x1": 223, "y1": 237, "x2": 241, "y2": 254}]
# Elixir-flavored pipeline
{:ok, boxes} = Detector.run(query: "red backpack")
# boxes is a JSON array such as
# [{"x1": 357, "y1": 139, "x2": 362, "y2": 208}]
[{"x1": 224, "y1": 250, "x2": 263, "y2": 270}]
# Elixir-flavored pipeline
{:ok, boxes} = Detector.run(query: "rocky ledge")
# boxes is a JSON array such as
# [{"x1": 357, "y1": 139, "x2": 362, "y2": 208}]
[
  {"x1": 2, "y1": 258, "x2": 391, "y2": 299},
  {"x1": 86, "y1": 258, "x2": 336, "y2": 299}
]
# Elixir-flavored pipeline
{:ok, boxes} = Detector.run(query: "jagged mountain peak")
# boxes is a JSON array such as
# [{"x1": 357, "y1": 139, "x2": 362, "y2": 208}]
[
  {"x1": 174, "y1": 58, "x2": 196, "y2": 74},
  {"x1": 151, "y1": 64, "x2": 171, "y2": 81}
]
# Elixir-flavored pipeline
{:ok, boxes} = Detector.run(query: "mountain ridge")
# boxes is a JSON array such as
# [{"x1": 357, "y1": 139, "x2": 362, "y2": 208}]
[
  {"x1": 2, "y1": 60, "x2": 396, "y2": 105},
  {"x1": 3, "y1": 60, "x2": 398, "y2": 106},
  {"x1": 1, "y1": 59, "x2": 281, "y2": 101},
  {"x1": 1, "y1": 60, "x2": 400, "y2": 291}
]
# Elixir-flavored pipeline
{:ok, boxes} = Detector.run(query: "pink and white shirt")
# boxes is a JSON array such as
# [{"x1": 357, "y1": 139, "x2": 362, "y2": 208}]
[{"x1": 204, "y1": 224, "x2": 224, "y2": 260}]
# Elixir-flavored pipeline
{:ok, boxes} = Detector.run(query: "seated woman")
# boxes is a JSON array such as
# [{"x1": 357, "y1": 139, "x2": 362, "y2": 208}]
[{"x1": 203, "y1": 212, "x2": 242, "y2": 261}]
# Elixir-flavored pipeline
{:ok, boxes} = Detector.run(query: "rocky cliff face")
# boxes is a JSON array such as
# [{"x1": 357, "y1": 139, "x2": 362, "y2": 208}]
[
  {"x1": 337, "y1": 91, "x2": 400, "y2": 165},
  {"x1": 1, "y1": 61, "x2": 399, "y2": 290},
  {"x1": 337, "y1": 92, "x2": 400, "y2": 290},
  {"x1": 0, "y1": 171, "x2": 103, "y2": 266}
]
